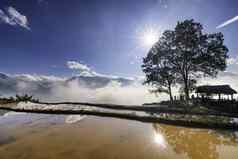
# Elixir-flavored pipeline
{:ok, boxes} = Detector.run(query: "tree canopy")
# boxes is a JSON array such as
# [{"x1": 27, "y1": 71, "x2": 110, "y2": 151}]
[{"x1": 142, "y1": 19, "x2": 229, "y2": 101}]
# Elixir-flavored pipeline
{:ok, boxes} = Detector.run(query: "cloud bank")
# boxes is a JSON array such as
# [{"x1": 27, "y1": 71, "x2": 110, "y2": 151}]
[
  {"x1": 1, "y1": 60, "x2": 238, "y2": 105},
  {"x1": 1, "y1": 70, "x2": 238, "y2": 105},
  {"x1": 0, "y1": 72, "x2": 163, "y2": 105},
  {"x1": 0, "y1": 6, "x2": 30, "y2": 30},
  {"x1": 50, "y1": 79, "x2": 163, "y2": 105}
]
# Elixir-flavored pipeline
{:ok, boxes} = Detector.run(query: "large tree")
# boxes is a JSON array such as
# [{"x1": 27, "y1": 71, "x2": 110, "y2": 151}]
[
  {"x1": 142, "y1": 30, "x2": 176, "y2": 101},
  {"x1": 142, "y1": 19, "x2": 229, "y2": 101}
]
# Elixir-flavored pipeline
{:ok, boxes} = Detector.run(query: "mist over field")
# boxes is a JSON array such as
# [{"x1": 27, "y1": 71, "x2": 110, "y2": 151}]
[
  {"x1": 0, "y1": 73, "x2": 162, "y2": 104},
  {"x1": 0, "y1": 71, "x2": 238, "y2": 105}
]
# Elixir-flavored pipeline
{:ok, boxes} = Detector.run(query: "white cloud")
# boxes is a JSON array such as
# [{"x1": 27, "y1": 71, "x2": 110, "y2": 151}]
[
  {"x1": 66, "y1": 61, "x2": 122, "y2": 79},
  {"x1": 227, "y1": 57, "x2": 238, "y2": 65},
  {"x1": 0, "y1": 10, "x2": 9, "y2": 23},
  {"x1": 67, "y1": 61, "x2": 91, "y2": 72},
  {"x1": 0, "y1": 6, "x2": 30, "y2": 30},
  {"x1": 66, "y1": 61, "x2": 98, "y2": 77},
  {"x1": 216, "y1": 15, "x2": 238, "y2": 29}
]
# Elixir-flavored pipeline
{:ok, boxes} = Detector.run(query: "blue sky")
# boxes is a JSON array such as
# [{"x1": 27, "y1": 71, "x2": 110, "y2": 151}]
[{"x1": 0, "y1": 0, "x2": 238, "y2": 77}]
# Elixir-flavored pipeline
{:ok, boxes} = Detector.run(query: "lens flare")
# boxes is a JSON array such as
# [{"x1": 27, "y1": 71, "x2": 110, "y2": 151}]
[
  {"x1": 127, "y1": 25, "x2": 161, "y2": 64},
  {"x1": 141, "y1": 30, "x2": 158, "y2": 47},
  {"x1": 137, "y1": 26, "x2": 160, "y2": 49}
]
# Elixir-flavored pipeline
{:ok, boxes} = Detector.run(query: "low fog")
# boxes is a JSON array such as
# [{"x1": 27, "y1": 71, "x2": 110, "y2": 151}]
[
  {"x1": 1, "y1": 71, "x2": 238, "y2": 105},
  {"x1": 31, "y1": 72, "x2": 238, "y2": 104},
  {"x1": 47, "y1": 80, "x2": 166, "y2": 105}
]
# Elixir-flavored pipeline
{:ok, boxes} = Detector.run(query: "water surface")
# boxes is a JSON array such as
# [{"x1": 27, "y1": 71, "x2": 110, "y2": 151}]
[{"x1": 0, "y1": 112, "x2": 237, "y2": 159}]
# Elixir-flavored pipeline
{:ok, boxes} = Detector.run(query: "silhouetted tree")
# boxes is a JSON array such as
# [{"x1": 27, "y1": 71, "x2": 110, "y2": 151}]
[
  {"x1": 16, "y1": 94, "x2": 35, "y2": 102},
  {"x1": 142, "y1": 19, "x2": 229, "y2": 101},
  {"x1": 142, "y1": 32, "x2": 176, "y2": 101}
]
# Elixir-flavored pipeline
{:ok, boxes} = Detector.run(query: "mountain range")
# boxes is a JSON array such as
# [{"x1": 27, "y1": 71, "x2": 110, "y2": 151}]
[{"x1": 0, "y1": 73, "x2": 135, "y2": 98}]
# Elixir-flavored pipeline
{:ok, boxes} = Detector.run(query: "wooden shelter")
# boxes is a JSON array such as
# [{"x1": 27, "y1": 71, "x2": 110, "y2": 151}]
[{"x1": 195, "y1": 85, "x2": 237, "y2": 100}]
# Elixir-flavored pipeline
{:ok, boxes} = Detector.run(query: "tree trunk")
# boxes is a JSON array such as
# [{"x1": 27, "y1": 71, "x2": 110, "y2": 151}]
[
  {"x1": 168, "y1": 85, "x2": 173, "y2": 102},
  {"x1": 184, "y1": 78, "x2": 190, "y2": 101}
]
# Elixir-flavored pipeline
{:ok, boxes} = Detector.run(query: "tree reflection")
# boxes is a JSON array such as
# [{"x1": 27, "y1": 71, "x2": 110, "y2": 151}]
[{"x1": 153, "y1": 124, "x2": 238, "y2": 159}]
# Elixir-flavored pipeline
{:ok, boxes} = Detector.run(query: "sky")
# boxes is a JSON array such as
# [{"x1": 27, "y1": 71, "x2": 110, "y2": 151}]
[{"x1": 0, "y1": 0, "x2": 238, "y2": 78}]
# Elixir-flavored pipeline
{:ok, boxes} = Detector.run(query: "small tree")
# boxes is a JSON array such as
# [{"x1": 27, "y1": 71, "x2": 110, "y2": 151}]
[{"x1": 15, "y1": 94, "x2": 35, "y2": 102}]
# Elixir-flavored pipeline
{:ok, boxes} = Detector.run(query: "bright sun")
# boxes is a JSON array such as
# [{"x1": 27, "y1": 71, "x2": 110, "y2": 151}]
[
  {"x1": 141, "y1": 31, "x2": 158, "y2": 46},
  {"x1": 128, "y1": 25, "x2": 160, "y2": 63},
  {"x1": 138, "y1": 27, "x2": 160, "y2": 48}
]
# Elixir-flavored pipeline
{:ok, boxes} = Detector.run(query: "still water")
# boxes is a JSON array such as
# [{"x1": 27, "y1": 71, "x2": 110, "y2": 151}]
[{"x1": 0, "y1": 112, "x2": 237, "y2": 159}]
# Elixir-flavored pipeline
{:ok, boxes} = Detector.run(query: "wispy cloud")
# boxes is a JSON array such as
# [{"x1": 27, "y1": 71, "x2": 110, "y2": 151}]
[
  {"x1": 66, "y1": 61, "x2": 121, "y2": 78},
  {"x1": 37, "y1": 0, "x2": 48, "y2": 5},
  {"x1": 67, "y1": 61, "x2": 91, "y2": 72},
  {"x1": 67, "y1": 61, "x2": 96, "y2": 76},
  {"x1": 0, "y1": 6, "x2": 30, "y2": 30},
  {"x1": 216, "y1": 15, "x2": 238, "y2": 29}
]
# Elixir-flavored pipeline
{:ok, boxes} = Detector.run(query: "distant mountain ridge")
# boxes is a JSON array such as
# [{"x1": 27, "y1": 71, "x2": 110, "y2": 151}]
[
  {"x1": 66, "y1": 76, "x2": 134, "y2": 89},
  {"x1": 0, "y1": 73, "x2": 135, "y2": 97}
]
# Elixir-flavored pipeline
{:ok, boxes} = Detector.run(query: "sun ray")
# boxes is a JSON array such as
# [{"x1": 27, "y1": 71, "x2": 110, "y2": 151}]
[{"x1": 137, "y1": 25, "x2": 161, "y2": 49}]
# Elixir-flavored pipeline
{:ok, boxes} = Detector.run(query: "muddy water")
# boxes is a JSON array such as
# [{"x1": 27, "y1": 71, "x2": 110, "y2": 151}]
[{"x1": 0, "y1": 113, "x2": 238, "y2": 159}]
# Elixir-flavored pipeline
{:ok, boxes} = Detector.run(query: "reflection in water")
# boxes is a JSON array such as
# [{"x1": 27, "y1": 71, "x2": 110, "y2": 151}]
[
  {"x1": 154, "y1": 130, "x2": 167, "y2": 149},
  {"x1": 153, "y1": 124, "x2": 238, "y2": 159},
  {"x1": 65, "y1": 115, "x2": 86, "y2": 124},
  {"x1": 1, "y1": 112, "x2": 238, "y2": 159}
]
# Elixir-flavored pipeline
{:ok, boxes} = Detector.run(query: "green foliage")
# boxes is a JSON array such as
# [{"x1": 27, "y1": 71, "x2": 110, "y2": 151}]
[
  {"x1": 15, "y1": 94, "x2": 39, "y2": 103},
  {"x1": 0, "y1": 94, "x2": 40, "y2": 103},
  {"x1": 0, "y1": 97, "x2": 16, "y2": 104},
  {"x1": 142, "y1": 31, "x2": 177, "y2": 101},
  {"x1": 142, "y1": 19, "x2": 229, "y2": 102}
]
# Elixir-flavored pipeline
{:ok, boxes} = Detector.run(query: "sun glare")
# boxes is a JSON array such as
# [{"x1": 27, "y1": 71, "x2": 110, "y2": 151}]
[
  {"x1": 128, "y1": 26, "x2": 161, "y2": 64},
  {"x1": 138, "y1": 27, "x2": 160, "y2": 49},
  {"x1": 141, "y1": 31, "x2": 158, "y2": 46},
  {"x1": 154, "y1": 132, "x2": 167, "y2": 148}
]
